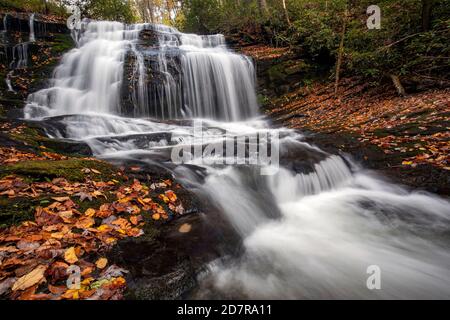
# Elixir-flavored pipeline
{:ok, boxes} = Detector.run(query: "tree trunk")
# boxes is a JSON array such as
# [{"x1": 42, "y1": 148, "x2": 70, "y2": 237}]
[
  {"x1": 258, "y1": 0, "x2": 269, "y2": 16},
  {"x1": 421, "y1": 0, "x2": 433, "y2": 32},
  {"x1": 282, "y1": 0, "x2": 291, "y2": 26},
  {"x1": 334, "y1": 9, "x2": 348, "y2": 95},
  {"x1": 390, "y1": 74, "x2": 406, "y2": 96},
  {"x1": 42, "y1": 0, "x2": 49, "y2": 14}
]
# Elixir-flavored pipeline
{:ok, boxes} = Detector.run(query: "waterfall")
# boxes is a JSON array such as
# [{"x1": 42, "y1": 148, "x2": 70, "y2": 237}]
[
  {"x1": 23, "y1": 20, "x2": 450, "y2": 299},
  {"x1": 10, "y1": 43, "x2": 28, "y2": 69},
  {"x1": 25, "y1": 21, "x2": 142, "y2": 118},
  {"x1": 2, "y1": 14, "x2": 7, "y2": 32},
  {"x1": 29, "y1": 13, "x2": 35, "y2": 42},
  {"x1": 25, "y1": 21, "x2": 258, "y2": 121},
  {"x1": 6, "y1": 70, "x2": 15, "y2": 92},
  {"x1": 151, "y1": 27, "x2": 259, "y2": 120}
]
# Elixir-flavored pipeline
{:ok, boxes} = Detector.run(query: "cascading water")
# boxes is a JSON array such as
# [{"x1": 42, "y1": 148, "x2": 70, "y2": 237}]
[
  {"x1": 25, "y1": 21, "x2": 143, "y2": 117},
  {"x1": 24, "y1": 21, "x2": 450, "y2": 299},
  {"x1": 127, "y1": 24, "x2": 258, "y2": 120},
  {"x1": 2, "y1": 14, "x2": 7, "y2": 32},
  {"x1": 29, "y1": 13, "x2": 35, "y2": 42},
  {"x1": 9, "y1": 43, "x2": 28, "y2": 69},
  {"x1": 6, "y1": 70, "x2": 15, "y2": 92}
]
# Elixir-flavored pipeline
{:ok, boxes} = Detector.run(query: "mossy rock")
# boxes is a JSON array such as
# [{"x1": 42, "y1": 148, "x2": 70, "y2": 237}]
[
  {"x1": 0, "y1": 159, "x2": 119, "y2": 182},
  {"x1": 0, "y1": 197, "x2": 39, "y2": 228},
  {"x1": 268, "y1": 63, "x2": 287, "y2": 83},
  {"x1": 8, "y1": 125, "x2": 92, "y2": 157}
]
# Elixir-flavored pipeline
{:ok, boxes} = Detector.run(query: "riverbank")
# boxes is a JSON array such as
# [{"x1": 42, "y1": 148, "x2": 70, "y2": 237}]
[
  {"x1": 241, "y1": 45, "x2": 449, "y2": 196},
  {"x1": 269, "y1": 84, "x2": 449, "y2": 196}
]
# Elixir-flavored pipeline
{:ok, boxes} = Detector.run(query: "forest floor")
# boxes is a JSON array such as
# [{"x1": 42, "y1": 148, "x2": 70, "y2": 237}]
[
  {"x1": 269, "y1": 78, "x2": 449, "y2": 195},
  {"x1": 0, "y1": 119, "x2": 200, "y2": 300}
]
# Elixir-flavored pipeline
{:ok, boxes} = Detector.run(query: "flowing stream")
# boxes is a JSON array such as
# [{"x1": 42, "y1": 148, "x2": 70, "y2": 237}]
[
  {"x1": 29, "y1": 13, "x2": 35, "y2": 42},
  {"x1": 24, "y1": 21, "x2": 450, "y2": 299}
]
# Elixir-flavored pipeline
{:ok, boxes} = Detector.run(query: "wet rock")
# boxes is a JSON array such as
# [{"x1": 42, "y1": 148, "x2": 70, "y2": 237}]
[
  {"x1": 110, "y1": 210, "x2": 239, "y2": 300},
  {"x1": 121, "y1": 48, "x2": 182, "y2": 118},
  {"x1": 0, "y1": 12, "x2": 69, "y2": 35},
  {"x1": 105, "y1": 162, "x2": 240, "y2": 300},
  {"x1": 40, "y1": 138, "x2": 92, "y2": 156},
  {"x1": 0, "y1": 11, "x2": 73, "y2": 116}
]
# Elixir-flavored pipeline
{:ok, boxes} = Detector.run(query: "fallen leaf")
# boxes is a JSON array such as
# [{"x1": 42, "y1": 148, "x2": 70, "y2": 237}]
[
  {"x1": 130, "y1": 215, "x2": 142, "y2": 225},
  {"x1": 64, "y1": 247, "x2": 78, "y2": 264},
  {"x1": 75, "y1": 217, "x2": 95, "y2": 229},
  {"x1": 152, "y1": 213, "x2": 160, "y2": 221},
  {"x1": 12, "y1": 265, "x2": 47, "y2": 291},
  {"x1": 95, "y1": 258, "x2": 108, "y2": 269},
  {"x1": 85, "y1": 208, "x2": 96, "y2": 217},
  {"x1": 52, "y1": 196, "x2": 70, "y2": 202},
  {"x1": 165, "y1": 190, "x2": 177, "y2": 203},
  {"x1": 178, "y1": 223, "x2": 192, "y2": 233}
]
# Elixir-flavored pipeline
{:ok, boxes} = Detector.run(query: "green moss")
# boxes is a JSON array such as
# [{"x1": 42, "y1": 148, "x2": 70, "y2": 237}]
[
  {"x1": 51, "y1": 34, "x2": 75, "y2": 54},
  {"x1": 9, "y1": 126, "x2": 91, "y2": 157},
  {"x1": 10, "y1": 127, "x2": 42, "y2": 148},
  {"x1": 0, "y1": 159, "x2": 119, "y2": 182},
  {"x1": 0, "y1": 197, "x2": 38, "y2": 228},
  {"x1": 268, "y1": 63, "x2": 287, "y2": 83}
]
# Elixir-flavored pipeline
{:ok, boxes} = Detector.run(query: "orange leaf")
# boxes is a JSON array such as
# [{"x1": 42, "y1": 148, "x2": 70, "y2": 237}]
[{"x1": 95, "y1": 258, "x2": 108, "y2": 269}]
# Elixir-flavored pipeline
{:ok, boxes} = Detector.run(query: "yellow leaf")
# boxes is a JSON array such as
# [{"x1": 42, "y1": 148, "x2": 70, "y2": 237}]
[
  {"x1": 12, "y1": 265, "x2": 47, "y2": 291},
  {"x1": 62, "y1": 289, "x2": 80, "y2": 300},
  {"x1": 95, "y1": 258, "x2": 108, "y2": 269},
  {"x1": 118, "y1": 197, "x2": 132, "y2": 204},
  {"x1": 152, "y1": 213, "x2": 160, "y2": 221},
  {"x1": 81, "y1": 277, "x2": 94, "y2": 286},
  {"x1": 97, "y1": 224, "x2": 111, "y2": 232},
  {"x1": 159, "y1": 194, "x2": 170, "y2": 203},
  {"x1": 85, "y1": 208, "x2": 96, "y2": 217},
  {"x1": 91, "y1": 169, "x2": 101, "y2": 174},
  {"x1": 64, "y1": 247, "x2": 78, "y2": 264}
]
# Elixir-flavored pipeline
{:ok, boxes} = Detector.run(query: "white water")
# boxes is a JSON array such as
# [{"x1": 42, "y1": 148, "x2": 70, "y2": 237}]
[
  {"x1": 25, "y1": 21, "x2": 141, "y2": 117},
  {"x1": 2, "y1": 14, "x2": 7, "y2": 32},
  {"x1": 25, "y1": 22, "x2": 258, "y2": 121},
  {"x1": 207, "y1": 164, "x2": 450, "y2": 299},
  {"x1": 6, "y1": 70, "x2": 15, "y2": 92},
  {"x1": 29, "y1": 13, "x2": 35, "y2": 42},
  {"x1": 24, "y1": 21, "x2": 450, "y2": 299},
  {"x1": 9, "y1": 43, "x2": 28, "y2": 69}
]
